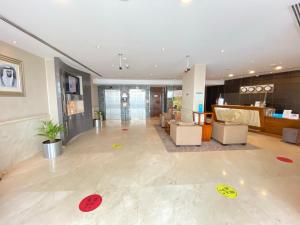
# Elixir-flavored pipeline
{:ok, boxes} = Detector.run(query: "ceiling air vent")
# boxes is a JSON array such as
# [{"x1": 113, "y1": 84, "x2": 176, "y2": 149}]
[{"x1": 292, "y1": 3, "x2": 300, "y2": 27}]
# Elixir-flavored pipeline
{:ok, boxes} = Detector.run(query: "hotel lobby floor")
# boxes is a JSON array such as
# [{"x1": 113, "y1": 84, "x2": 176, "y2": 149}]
[{"x1": 0, "y1": 119, "x2": 300, "y2": 225}]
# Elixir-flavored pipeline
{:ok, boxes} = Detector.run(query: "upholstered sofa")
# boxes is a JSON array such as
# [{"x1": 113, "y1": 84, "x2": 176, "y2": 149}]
[
  {"x1": 212, "y1": 121, "x2": 248, "y2": 145},
  {"x1": 160, "y1": 112, "x2": 173, "y2": 128},
  {"x1": 170, "y1": 121, "x2": 202, "y2": 146}
]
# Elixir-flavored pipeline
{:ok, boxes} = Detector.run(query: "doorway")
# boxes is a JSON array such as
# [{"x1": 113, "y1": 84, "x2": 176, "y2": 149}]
[{"x1": 150, "y1": 87, "x2": 163, "y2": 117}]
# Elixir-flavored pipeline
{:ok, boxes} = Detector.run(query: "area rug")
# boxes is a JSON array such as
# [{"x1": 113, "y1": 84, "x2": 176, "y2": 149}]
[{"x1": 154, "y1": 125, "x2": 259, "y2": 152}]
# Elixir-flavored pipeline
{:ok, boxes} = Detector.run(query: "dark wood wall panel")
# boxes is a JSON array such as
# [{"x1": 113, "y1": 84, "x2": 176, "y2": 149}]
[
  {"x1": 205, "y1": 85, "x2": 224, "y2": 112},
  {"x1": 224, "y1": 70, "x2": 300, "y2": 113}
]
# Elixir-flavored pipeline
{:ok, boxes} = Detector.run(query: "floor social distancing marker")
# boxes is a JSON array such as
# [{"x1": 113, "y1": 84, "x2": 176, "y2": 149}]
[
  {"x1": 79, "y1": 194, "x2": 102, "y2": 212},
  {"x1": 276, "y1": 156, "x2": 293, "y2": 163},
  {"x1": 216, "y1": 184, "x2": 238, "y2": 199},
  {"x1": 112, "y1": 144, "x2": 123, "y2": 149}
]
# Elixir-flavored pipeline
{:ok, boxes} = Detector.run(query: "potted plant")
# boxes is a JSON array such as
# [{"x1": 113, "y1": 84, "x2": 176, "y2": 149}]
[
  {"x1": 94, "y1": 111, "x2": 102, "y2": 128},
  {"x1": 38, "y1": 120, "x2": 64, "y2": 159}
]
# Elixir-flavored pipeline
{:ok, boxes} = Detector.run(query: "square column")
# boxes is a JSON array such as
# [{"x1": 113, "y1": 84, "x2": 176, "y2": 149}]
[{"x1": 182, "y1": 64, "x2": 206, "y2": 122}]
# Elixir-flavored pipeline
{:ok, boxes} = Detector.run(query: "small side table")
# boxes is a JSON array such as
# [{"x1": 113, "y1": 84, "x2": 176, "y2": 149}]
[{"x1": 193, "y1": 112, "x2": 213, "y2": 142}]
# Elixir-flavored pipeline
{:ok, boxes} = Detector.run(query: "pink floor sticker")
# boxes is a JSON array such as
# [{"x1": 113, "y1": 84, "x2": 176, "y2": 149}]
[
  {"x1": 122, "y1": 128, "x2": 128, "y2": 131},
  {"x1": 276, "y1": 156, "x2": 293, "y2": 163},
  {"x1": 79, "y1": 194, "x2": 102, "y2": 212}
]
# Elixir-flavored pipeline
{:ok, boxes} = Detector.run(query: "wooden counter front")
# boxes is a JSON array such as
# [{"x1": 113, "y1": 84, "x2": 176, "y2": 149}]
[{"x1": 263, "y1": 116, "x2": 300, "y2": 135}]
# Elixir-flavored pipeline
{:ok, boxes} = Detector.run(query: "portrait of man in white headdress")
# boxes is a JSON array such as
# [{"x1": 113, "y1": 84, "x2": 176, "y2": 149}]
[
  {"x1": 0, "y1": 65, "x2": 17, "y2": 87},
  {"x1": 0, "y1": 56, "x2": 24, "y2": 96}
]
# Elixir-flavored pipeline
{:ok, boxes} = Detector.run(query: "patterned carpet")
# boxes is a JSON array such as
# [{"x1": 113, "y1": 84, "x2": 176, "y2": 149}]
[{"x1": 154, "y1": 125, "x2": 259, "y2": 152}]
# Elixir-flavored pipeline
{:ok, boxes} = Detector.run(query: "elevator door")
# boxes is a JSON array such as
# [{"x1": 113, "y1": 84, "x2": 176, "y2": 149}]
[
  {"x1": 129, "y1": 89, "x2": 146, "y2": 120},
  {"x1": 105, "y1": 90, "x2": 121, "y2": 120}
]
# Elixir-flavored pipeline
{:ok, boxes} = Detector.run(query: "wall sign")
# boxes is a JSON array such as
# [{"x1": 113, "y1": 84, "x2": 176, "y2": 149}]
[{"x1": 240, "y1": 84, "x2": 274, "y2": 94}]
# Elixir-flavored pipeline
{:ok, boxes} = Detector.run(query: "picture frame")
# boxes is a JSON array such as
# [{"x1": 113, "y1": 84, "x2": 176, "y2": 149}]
[{"x1": 0, "y1": 54, "x2": 25, "y2": 96}]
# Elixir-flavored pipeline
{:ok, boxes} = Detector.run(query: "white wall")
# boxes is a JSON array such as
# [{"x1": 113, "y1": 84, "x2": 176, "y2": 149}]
[
  {"x1": 0, "y1": 41, "x2": 49, "y2": 171},
  {"x1": 45, "y1": 58, "x2": 59, "y2": 123},
  {"x1": 182, "y1": 64, "x2": 206, "y2": 122}
]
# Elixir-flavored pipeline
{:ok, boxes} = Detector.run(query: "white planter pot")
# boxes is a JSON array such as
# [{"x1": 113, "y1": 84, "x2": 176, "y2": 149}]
[{"x1": 42, "y1": 139, "x2": 62, "y2": 159}]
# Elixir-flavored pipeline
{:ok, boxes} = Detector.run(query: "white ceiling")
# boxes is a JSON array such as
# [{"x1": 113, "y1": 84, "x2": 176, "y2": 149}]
[{"x1": 1, "y1": 0, "x2": 300, "y2": 80}]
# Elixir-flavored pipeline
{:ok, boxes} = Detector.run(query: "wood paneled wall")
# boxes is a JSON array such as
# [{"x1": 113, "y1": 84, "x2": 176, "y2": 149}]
[{"x1": 224, "y1": 70, "x2": 300, "y2": 113}]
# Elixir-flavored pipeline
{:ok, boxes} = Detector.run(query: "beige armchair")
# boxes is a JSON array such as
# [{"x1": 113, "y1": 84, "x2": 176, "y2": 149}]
[
  {"x1": 212, "y1": 122, "x2": 248, "y2": 145},
  {"x1": 170, "y1": 121, "x2": 202, "y2": 146}
]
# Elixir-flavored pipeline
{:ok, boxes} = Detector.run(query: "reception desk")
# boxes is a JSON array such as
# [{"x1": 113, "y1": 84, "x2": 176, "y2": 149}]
[
  {"x1": 212, "y1": 105, "x2": 300, "y2": 136},
  {"x1": 263, "y1": 116, "x2": 300, "y2": 135},
  {"x1": 212, "y1": 105, "x2": 265, "y2": 130}
]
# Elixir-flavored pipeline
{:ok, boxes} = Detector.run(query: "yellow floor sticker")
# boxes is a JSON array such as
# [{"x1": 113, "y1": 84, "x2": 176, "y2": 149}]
[
  {"x1": 112, "y1": 144, "x2": 123, "y2": 150},
  {"x1": 216, "y1": 184, "x2": 238, "y2": 199}
]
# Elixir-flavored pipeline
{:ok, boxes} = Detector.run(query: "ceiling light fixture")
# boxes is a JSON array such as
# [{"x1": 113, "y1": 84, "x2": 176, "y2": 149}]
[
  {"x1": 12, "y1": 40, "x2": 17, "y2": 44},
  {"x1": 221, "y1": 49, "x2": 225, "y2": 53},
  {"x1": 274, "y1": 65, "x2": 283, "y2": 70},
  {"x1": 96, "y1": 45, "x2": 101, "y2": 49},
  {"x1": 181, "y1": 0, "x2": 192, "y2": 4},
  {"x1": 228, "y1": 74, "x2": 234, "y2": 77},
  {"x1": 161, "y1": 47, "x2": 165, "y2": 52},
  {"x1": 118, "y1": 53, "x2": 123, "y2": 70},
  {"x1": 55, "y1": 0, "x2": 70, "y2": 5},
  {"x1": 249, "y1": 70, "x2": 255, "y2": 74},
  {"x1": 184, "y1": 55, "x2": 191, "y2": 73},
  {"x1": 118, "y1": 53, "x2": 129, "y2": 70},
  {"x1": 154, "y1": 64, "x2": 158, "y2": 68}
]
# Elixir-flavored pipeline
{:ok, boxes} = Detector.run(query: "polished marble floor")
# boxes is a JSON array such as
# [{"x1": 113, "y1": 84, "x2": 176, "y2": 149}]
[{"x1": 0, "y1": 119, "x2": 300, "y2": 225}]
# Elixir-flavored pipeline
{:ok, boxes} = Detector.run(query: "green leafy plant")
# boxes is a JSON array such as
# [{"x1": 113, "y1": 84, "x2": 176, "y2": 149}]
[
  {"x1": 94, "y1": 111, "x2": 102, "y2": 120},
  {"x1": 38, "y1": 121, "x2": 64, "y2": 143}
]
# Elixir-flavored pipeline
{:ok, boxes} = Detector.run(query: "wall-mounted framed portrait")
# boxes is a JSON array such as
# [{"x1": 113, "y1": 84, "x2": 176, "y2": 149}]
[{"x1": 0, "y1": 54, "x2": 25, "y2": 96}]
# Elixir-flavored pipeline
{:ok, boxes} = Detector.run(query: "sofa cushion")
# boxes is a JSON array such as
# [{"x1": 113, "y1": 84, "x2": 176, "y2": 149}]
[{"x1": 176, "y1": 121, "x2": 195, "y2": 126}]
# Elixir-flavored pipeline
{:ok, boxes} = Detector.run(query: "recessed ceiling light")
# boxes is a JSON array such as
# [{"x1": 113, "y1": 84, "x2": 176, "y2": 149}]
[
  {"x1": 161, "y1": 47, "x2": 165, "y2": 52},
  {"x1": 122, "y1": 57, "x2": 127, "y2": 61},
  {"x1": 55, "y1": 0, "x2": 70, "y2": 5},
  {"x1": 154, "y1": 64, "x2": 158, "y2": 68},
  {"x1": 181, "y1": 0, "x2": 192, "y2": 4},
  {"x1": 249, "y1": 70, "x2": 255, "y2": 74},
  {"x1": 12, "y1": 40, "x2": 17, "y2": 44},
  {"x1": 112, "y1": 64, "x2": 115, "y2": 67},
  {"x1": 274, "y1": 65, "x2": 283, "y2": 70},
  {"x1": 96, "y1": 45, "x2": 101, "y2": 49},
  {"x1": 221, "y1": 49, "x2": 225, "y2": 53},
  {"x1": 228, "y1": 74, "x2": 234, "y2": 77}
]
